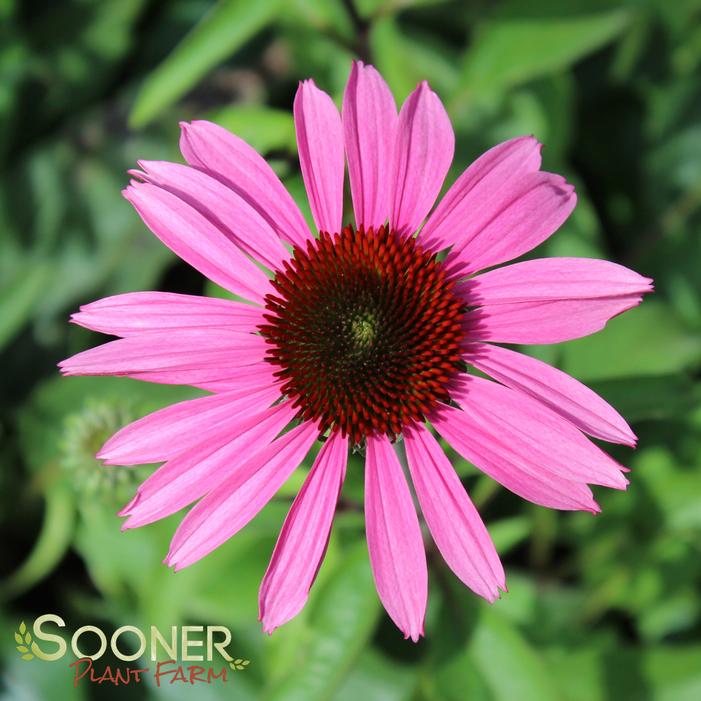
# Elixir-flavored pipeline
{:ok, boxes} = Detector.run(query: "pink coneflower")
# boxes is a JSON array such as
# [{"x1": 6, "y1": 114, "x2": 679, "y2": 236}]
[{"x1": 60, "y1": 61, "x2": 652, "y2": 641}]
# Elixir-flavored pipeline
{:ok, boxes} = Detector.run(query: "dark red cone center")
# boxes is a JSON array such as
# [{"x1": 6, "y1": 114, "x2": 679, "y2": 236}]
[{"x1": 259, "y1": 225, "x2": 464, "y2": 444}]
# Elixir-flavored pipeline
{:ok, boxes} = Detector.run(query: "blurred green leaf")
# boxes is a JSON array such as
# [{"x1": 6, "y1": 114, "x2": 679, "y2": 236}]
[
  {"x1": 547, "y1": 644, "x2": 701, "y2": 701},
  {"x1": 371, "y1": 16, "x2": 460, "y2": 100},
  {"x1": 456, "y1": 1, "x2": 631, "y2": 105},
  {"x1": 207, "y1": 105, "x2": 296, "y2": 153},
  {"x1": 469, "y1": 608, "x2": 560, "y2": 701},
  {"x1": 588, "y1": 374, "x2": 701, "y2": 422},
  {"x1": 0, "y1": 259, "x2": 51, "y2": 350},
  {"x1": 489, "y1": 516, "x2": 530, "y2": 554},
  {"x1": 334, "y1": 649, "x2": 417, "y2": 701},
  {"x1": 560, "y1": 301, "x2": 701, "y2": 381},
  {"x1": 130, "y1": 0, "x2": 282, "y2": 127}
]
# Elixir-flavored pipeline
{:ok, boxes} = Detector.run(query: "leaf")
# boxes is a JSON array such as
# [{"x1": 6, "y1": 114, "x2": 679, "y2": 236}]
[
  {"x1": 16, "y1": 645, "x2": 28, "y2": 653},
  {"x1": 0, "y1": 259, "x2": 51, "y2": 351},
  {"x1": 334, "y1": 648, "x2": 418, "y2": 701},
  {"x1": 262, "y1": 542, "x2": 381, "y2": 701},
  {"x1": 206, "y1": 105, "x2": 296, "y2": 153},
  {"x1": 546, "y1": 644, "x2": 701, "y2": 701},
  {"x1": 469, "y1": 607, "x2": 560, "y2": 701},
  {"x1": 434, "y1": 651, "x2": 491, "y2": 701},
  {"x1": 370, "y1": 16, "x2": 460, "y2": 100},
  {"x1": 559, "y1": 301, "x2": 701, "y2": 381},
  {"x1": 544, "y1": 646, "x2": 604, "y2": 701},
  {"x1": 643, "y1": 645, "x2": 701, "y2": 700},
  {"x1": 588, "y1": 374, "x2": 701, "y2": 423},
  {"x1": 488, "y1": 516, "x2": 530, "y2": 554},
  {"x1": 14, "y1": 633, "x2": 22, "y2": 644},
  {"x1": 456, "y1": 0, "x2": 631, "y2": 103},
  {"x1": 19, "y1": 622, "x2": 26, "y2": 635},
  {"x1": 21, "y1": 654, "x2": 34, "y2": 661},
  {"x1": 130, "y1": 0, "x2": 282, "y2": 127}
]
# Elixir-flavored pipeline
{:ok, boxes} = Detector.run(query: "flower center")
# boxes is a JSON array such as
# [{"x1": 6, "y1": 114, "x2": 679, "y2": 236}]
[{"x1": 259, "y1": 225, "x2": 465, "y2": 444}]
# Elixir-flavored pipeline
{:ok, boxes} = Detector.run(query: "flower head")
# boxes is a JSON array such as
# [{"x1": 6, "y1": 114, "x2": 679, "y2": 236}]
[{"x1": 60, "y1": 61, "x2": 652, "y2": 641}]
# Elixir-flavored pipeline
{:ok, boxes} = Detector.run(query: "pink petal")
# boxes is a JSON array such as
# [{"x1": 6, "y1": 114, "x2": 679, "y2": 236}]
[
  {"x1": 404, "y1": 422, "x2": 505, "y2": 601},
  {"x1": 121, "y1": 401, "x2": 297, "y2": 529},
  {"x1": 464, "y1": 296, "x2": 648, "y2": 345},
  {"x1": 259, "y1": 431, "x2": 348, "y2": 633},
  {"x1": 123, "y1": 182, "x2": 271, "y2": 304},
  {"x1": 342, "y1": 61, "x2": 398, "y2": 231},
  {"x1": 461, "y1": 257, "x2": 654, "y2": 305},
  {"x1": 420, "y1": 136, "x2": 542, "y2": 253},
  {"x1": 99, "y1": 381, "x2": 280, "y2": 465},
  {"x1": 466, "y1": 342, "x2": 637, "y2": 446},
  {"x1": 134, "y1": 161, "x2": 289, "y2": 271},
  {"x1": 365, "y1": 434, "x2": 427, "y2": 642},
  {"x1": 445, "y1": 172, "x2": 576, "y2": 278},
  {"x1": 165, "y1": 420, "x2": 319, "y2": 570},
  {"x1": 194, "y1": 361, "x2": 279, "y2": 393},
  {"x1": 389, "y1": 81, "x2": 454, "y2": 237},
  {"x1": 58, "y1": 329, "x2": 267, "y2": 387},
  {"x1": 72, "y1": 292, "x2": 264, "y2": 337},
  {"x1": 462, "y1": 257, "x2": 653, "y2": 344},
  {"x1": 431, "y1": 374, "x2": 627, "y2": 510},
  {"x1": 294, "y1": 79, "x2": 345, "y2": 234},
  {"x1": 180, "y1": 120, "x2": 311, "y2": 249}
]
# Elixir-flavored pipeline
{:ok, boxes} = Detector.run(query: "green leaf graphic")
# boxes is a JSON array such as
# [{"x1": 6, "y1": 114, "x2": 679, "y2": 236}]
[{"x1": 15, "y1": 624, "x2": 34, "y2": 660}]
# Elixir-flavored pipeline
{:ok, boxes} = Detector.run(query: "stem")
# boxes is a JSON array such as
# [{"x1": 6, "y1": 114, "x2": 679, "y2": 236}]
[
  {"x1": 0, "y1": 486, "x2": 74, "y2": 601},
  {"x1": 341, "y1": 0, "x2": 372, "y2": 63}
]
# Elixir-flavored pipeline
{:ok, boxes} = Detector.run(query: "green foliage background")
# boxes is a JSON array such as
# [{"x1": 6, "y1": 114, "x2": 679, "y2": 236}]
[{"x1": 1, "y1": 0, "x2": 701, "y2": 699}]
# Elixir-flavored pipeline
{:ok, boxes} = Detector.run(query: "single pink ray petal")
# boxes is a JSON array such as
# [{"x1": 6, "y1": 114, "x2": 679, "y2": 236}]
[
  {"x1": 180, "y1": 120, "x2": 312, "y2": 249},
  {"x1": 464, "y1": 295, "x2": 647, "y2": 345},
  {"x1": 431, "y1": 401, "x2": 601, "y2": 512},
  {"x1": 134, "y1": 161, "x2": 289, "y2": 271},
  {"x1": 342, "y1": 60, "x2": 398, "y2": 232},
  {"x1": 461, "y1": 257, "x2": 654, "y2": 305},
  {"x1": 259, "y1": 431, "x2": 348, "y2": 633},
  {"x1": 466, "y1": 343, "x2": 637, "y2": 446},
  {"x1": 404, "y1": 422, "x2": 505, "y2": 602},
  {"x1": 420, "y1": 136, "x2": 542, "y2": 253},
  {"x1": 389, "y1": 81, "x2": 454, "y2": 238},
  {"x1": 99, "y1": 381, "x2": 281, "y2": 465},
  {"x1": 294, "y1": 79, "x2": 345, "y2": 235},
  {"x1": 365, "y1": 434, "x2": 427, "y2": 642},
  {"x1": 71, "y1": 291, "x2": 265, "y2": 337},
  {"x1": 165, "y1": 420, "x2": 319, "y2": 570},
  {"x1": 444, "y1": 172, "x2": 576, "y2": 278},
  {"x1": 121, "y1": 401, "x2": 297, "y2": 529},
  {"x1": 58, "y1": 329, "x2": 267, "y2": 386},
  {"x1": 123, "y1": 182, "x2": 271, "y2": 304}
]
